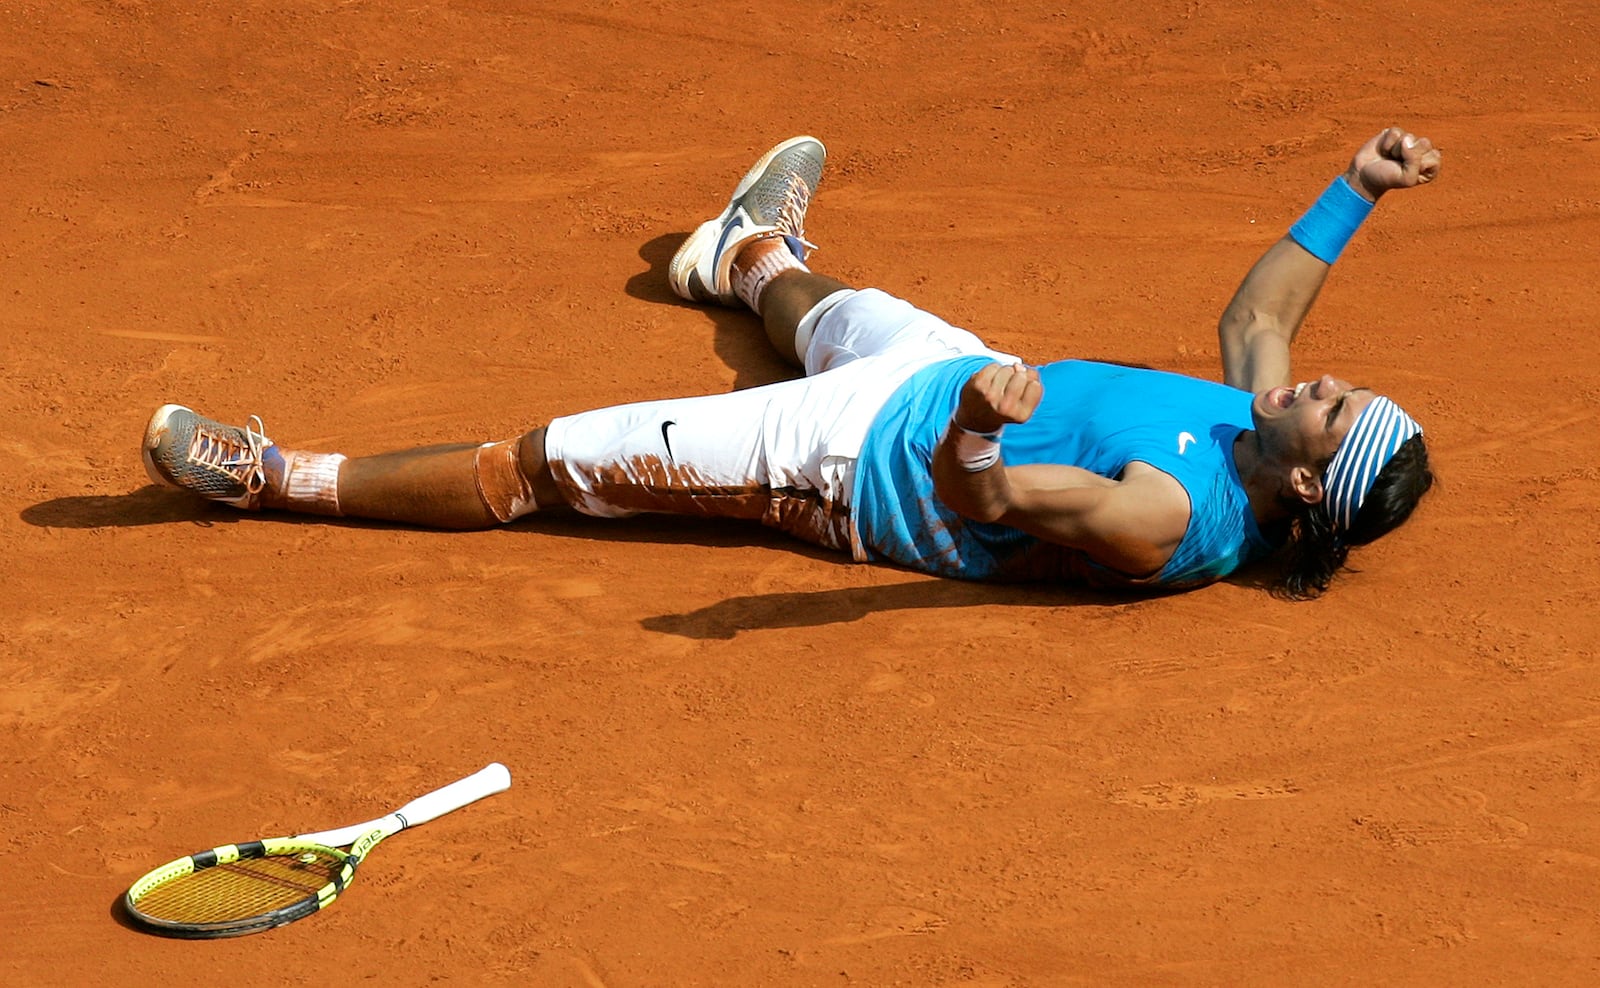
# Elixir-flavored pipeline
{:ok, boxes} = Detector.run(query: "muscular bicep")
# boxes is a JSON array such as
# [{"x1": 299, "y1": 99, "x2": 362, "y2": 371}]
[
  {"x1": 997, "y1": 463, "x2": 1192, "y2": 577},
  {"x1": 1217, "y1": 236, "x2": 1330, "y2": 391}
]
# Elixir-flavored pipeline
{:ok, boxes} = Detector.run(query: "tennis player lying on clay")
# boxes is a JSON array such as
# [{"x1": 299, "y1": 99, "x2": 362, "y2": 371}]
[{"x1": 142, "y1": 126, "x2": 1440, "y2": 598}]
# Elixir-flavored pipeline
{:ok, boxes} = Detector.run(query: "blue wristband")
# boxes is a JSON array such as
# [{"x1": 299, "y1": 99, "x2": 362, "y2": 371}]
[{"x1": 1288, "y1": 176, "x2": 1375, "y2": 264}]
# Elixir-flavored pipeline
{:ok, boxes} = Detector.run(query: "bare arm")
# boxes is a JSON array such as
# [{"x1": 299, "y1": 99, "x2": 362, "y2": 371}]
[
  {"x1": 931, "y1": 363, "x2": 1190, "y2": 576},
  {"x1": 1218, "y1": 126, "x2": 1443, "y2": 393}
]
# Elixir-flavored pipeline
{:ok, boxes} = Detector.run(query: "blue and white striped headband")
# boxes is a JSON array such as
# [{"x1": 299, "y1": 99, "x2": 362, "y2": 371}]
[{"x1": 1322, "y1": 396, "x2": 1422, "y2": 532}]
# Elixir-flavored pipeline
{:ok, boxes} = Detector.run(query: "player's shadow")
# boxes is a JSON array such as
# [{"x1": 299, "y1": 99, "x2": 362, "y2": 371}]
[
  {"x1": 20, "y1": 486, "x2": 238, "y2": 529},
  {"x1": 624, "y1": 231, "x2": 796, "y2": 391},
  {"x1": 641, "y1": 579, "x2": 1131, "y2": 640},
  {"x1": 20, "y1": 487, "x2": 852, "y2": 564}
]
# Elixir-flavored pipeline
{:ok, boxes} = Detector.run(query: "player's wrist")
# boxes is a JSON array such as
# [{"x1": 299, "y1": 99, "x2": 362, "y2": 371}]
[
  {"x1": 944, "y1": 416, "x2": 1004, "y2": 472},
  {"x1": 950, "y1": 416, "x2": 1003, "y2": 439},
  {"x1": 1341, "y1": 164, "x2": 1382, "y2": 203},
  {"x1": 1288, "y1": 175, "x2": 1376, "y2": 264}
]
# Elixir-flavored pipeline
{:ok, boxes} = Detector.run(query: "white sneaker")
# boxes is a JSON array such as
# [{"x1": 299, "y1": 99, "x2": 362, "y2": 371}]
[{"x1": 668, "y1": 136, "x2": 825, "y2": 306}]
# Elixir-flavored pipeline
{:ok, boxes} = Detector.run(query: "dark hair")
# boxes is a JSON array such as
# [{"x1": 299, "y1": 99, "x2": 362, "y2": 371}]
[{"x1": 1277, "y1": 433, "x2": 1433, "y2": 600}]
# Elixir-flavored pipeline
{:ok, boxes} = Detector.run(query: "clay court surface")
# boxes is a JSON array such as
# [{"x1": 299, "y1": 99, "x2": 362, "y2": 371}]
[{"x1": 4, "y1": 1, "x2": 1599, "y2": 984}]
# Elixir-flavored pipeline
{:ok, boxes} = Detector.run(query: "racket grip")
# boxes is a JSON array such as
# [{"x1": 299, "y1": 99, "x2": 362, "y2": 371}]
[{"x1": 394, "y1": 762, "x2": 512, "y2": 829}]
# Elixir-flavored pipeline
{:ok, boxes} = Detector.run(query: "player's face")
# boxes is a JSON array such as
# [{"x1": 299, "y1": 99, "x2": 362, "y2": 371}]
[{"x1": 1251, "y1": 374, "x2": 1377, "y2": 468}]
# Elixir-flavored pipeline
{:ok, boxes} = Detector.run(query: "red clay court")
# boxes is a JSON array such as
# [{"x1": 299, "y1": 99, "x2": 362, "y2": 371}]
[{"x1": 4, "y1": 1, "x2": 1598, "y2": 984}]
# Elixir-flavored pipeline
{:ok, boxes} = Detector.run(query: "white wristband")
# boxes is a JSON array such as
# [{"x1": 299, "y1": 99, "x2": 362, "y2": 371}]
[{"x1": 946, "y1": 420, "x2": 1003, "y2": 472}]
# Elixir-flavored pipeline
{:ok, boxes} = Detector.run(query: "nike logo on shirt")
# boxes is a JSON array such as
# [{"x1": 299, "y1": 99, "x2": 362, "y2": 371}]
[{"x1": 1177, "y1": 431, "x2": 1197, "y2": 455}]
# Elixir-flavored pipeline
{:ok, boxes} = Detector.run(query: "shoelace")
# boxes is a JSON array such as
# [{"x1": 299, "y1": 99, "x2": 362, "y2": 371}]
[
  {"x1": 187, "y1": 414, "x2": 268, "y2": 494},
  {"x1": 775, "y1": 173, "x2": 818, "y2": 253}
]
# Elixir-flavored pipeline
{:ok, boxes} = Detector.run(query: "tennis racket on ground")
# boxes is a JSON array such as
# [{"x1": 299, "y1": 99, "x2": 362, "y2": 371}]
[{"x1": 124, "y1": 762, "x2": 512, "y2": 939}]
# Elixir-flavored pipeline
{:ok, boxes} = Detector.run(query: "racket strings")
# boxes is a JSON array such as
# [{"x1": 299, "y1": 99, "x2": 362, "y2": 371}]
[{"x1": 134, "y1": 851, "x2": 345, "y2": 924}]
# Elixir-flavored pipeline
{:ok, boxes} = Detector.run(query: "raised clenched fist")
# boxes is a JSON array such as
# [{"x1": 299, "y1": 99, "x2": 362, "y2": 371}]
[{"x1": 1345, "y1": 126, "x2": 1442, "y2": 201}]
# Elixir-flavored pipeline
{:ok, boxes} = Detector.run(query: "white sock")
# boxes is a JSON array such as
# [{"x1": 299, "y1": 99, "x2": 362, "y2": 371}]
[
  {"x1": 269, "y1": 450, "x2": 346, "y2": 515},
  {"x1": 732, "y1": 238, "x2": 808, "y2": 313}
]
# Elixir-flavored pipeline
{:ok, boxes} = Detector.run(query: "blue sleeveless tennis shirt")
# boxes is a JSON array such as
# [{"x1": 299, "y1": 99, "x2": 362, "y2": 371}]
[{"x1": 851, "y1": 358, "x2": 1274, "y2": 589}]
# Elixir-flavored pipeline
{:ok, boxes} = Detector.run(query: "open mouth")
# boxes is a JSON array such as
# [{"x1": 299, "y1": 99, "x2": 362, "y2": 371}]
[{"x1": 1267, "y1": 382, "x2": 1310, "y2": 410}]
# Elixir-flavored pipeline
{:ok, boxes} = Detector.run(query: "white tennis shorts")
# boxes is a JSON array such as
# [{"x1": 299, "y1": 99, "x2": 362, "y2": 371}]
[{"x1": 542, "y1": 288, "x2": 1015, "y2": 555}]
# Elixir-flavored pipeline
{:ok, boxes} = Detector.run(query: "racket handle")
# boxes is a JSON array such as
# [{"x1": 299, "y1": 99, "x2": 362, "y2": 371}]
[
  {"x1": 296, "y1": 763, "x2": 512, "y2": 847},
  {"x1": 394, "y1": 762, "x2": 512, "y2": 829}
]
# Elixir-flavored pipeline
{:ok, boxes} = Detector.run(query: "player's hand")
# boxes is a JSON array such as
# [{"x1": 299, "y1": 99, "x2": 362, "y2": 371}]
[
  {"x1": 955, "y1": 362, "x2": 1043, "y2": 434},
  {"x1": 1344, "y1": 126, "x2": 1441, "y2": 202}
]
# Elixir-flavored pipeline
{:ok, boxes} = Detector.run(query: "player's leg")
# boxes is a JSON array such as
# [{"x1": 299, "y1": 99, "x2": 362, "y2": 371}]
[
  {"x1": 140, "y1": 404, "x2": 560, "y2": 529},
  {"x1": 666, "y1": 136, "x2": 998, "y2": 374},
  {"x1": 137, "y1": 379, "x2": 855, "y2": 550}
]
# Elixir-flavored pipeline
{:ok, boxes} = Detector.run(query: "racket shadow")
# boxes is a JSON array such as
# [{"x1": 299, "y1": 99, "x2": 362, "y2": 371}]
[{"x1": 107, "y1": 890, "x2": 145, "y2": 933}]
